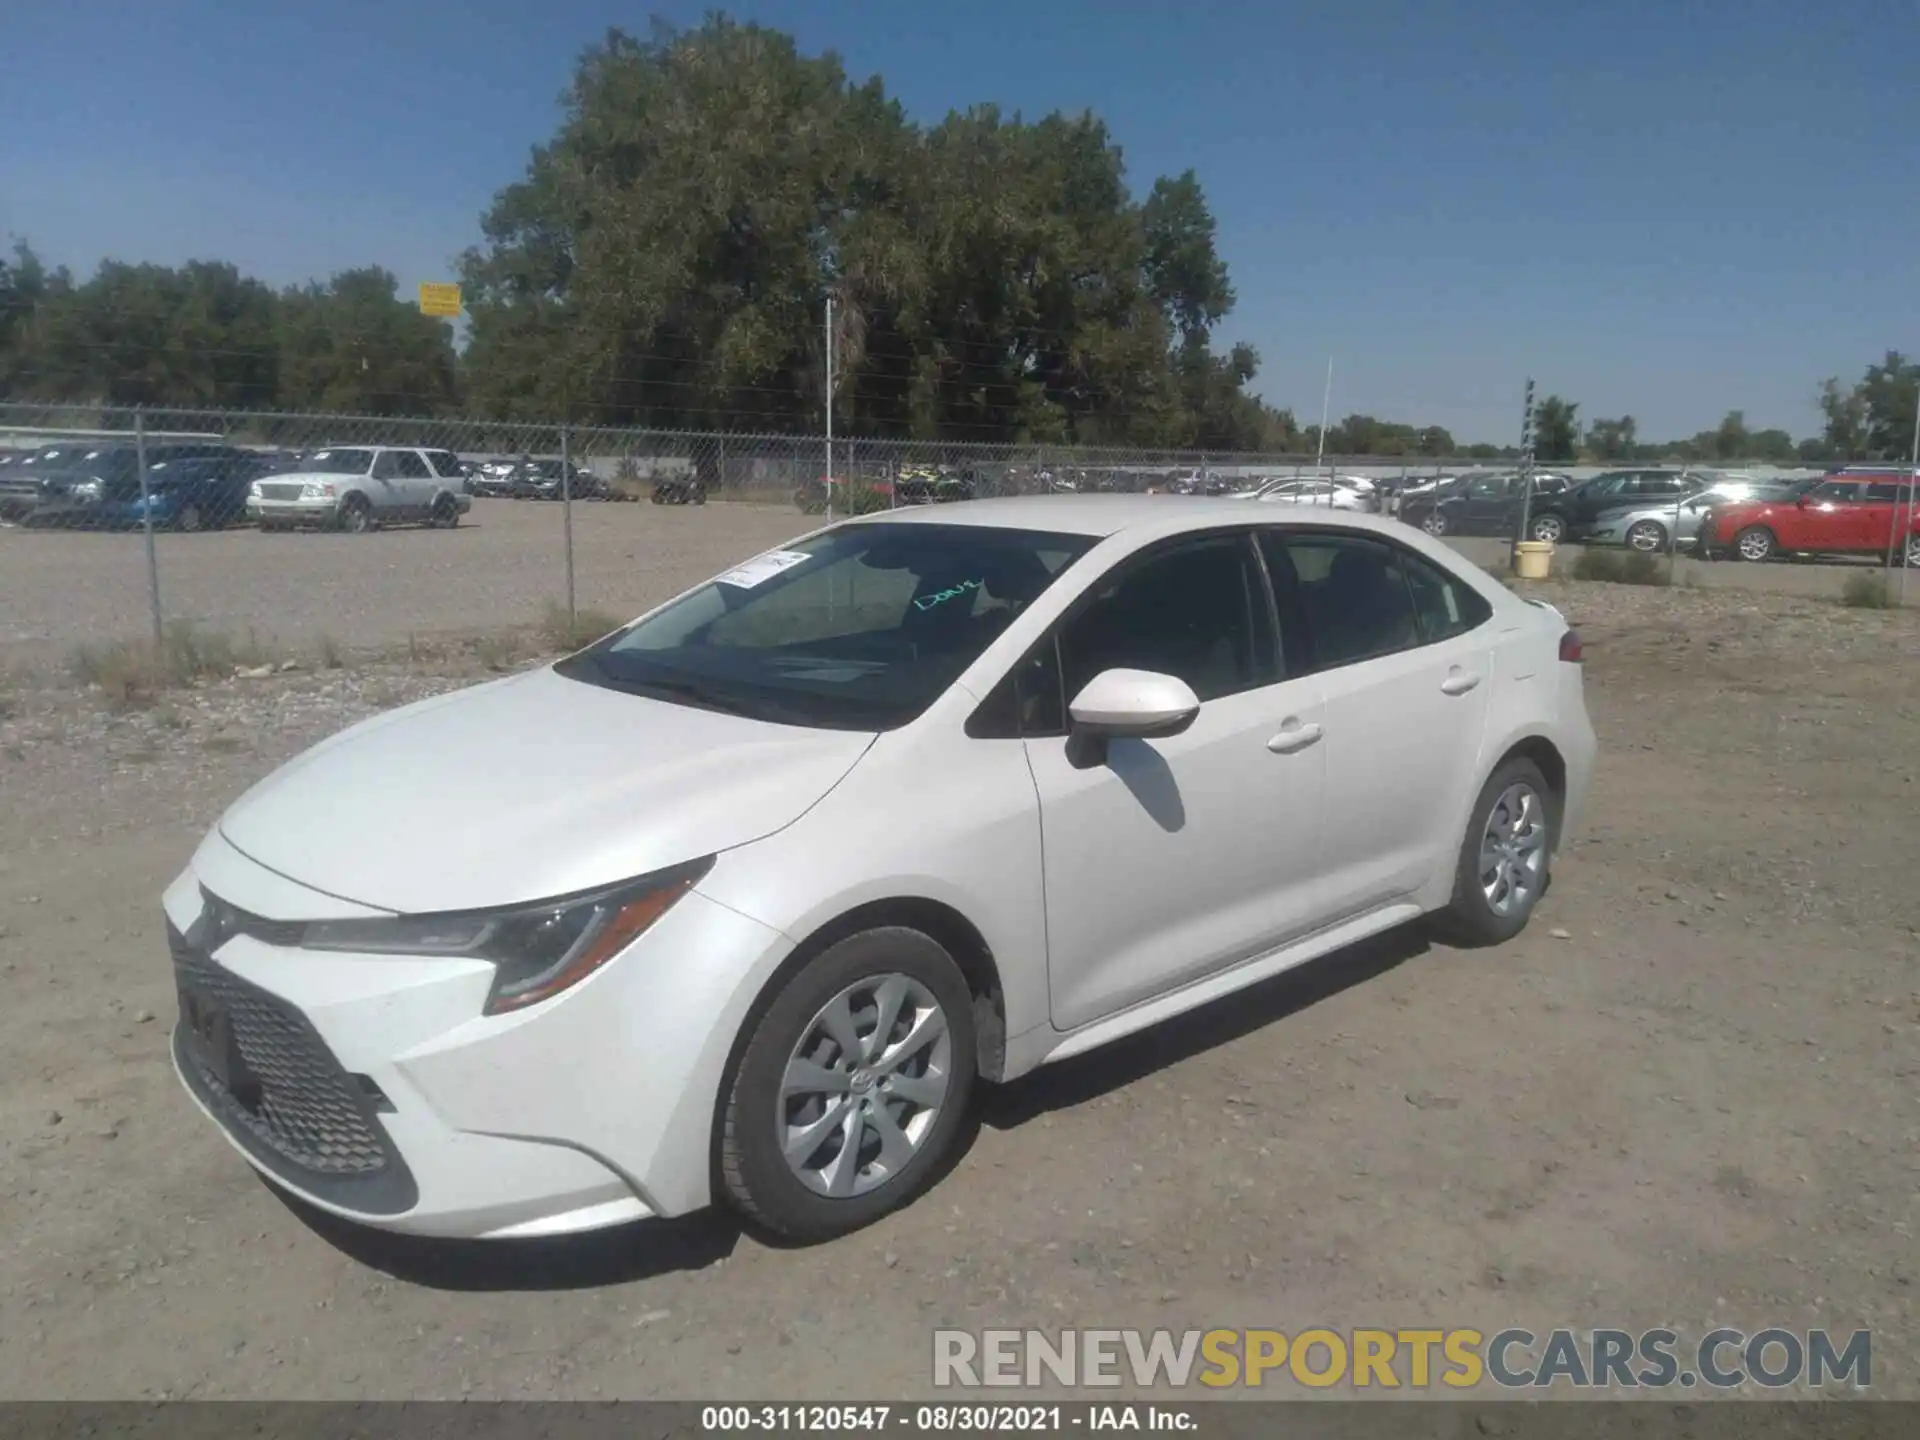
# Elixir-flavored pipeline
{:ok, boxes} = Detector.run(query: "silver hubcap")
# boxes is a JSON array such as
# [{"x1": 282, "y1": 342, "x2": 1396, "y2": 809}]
[
  {"x1": 1423, "y1": 513, "x2": 1445, "y2": 534},
  {"x1": 1738, "y1": 531, "x2": 1769, "y2": 560},
  {"x1": 1479, "y1": 782, "x2": 1548, "y2": 918},
  {"x1": 780, "y1": 974, "x2": 952, "y2": 1199},
  {"x1": 1533, "y1": 517, "x2": 1563, "y2": 542},
  {"x1": 1906, "y1": 534, "x2": 1920, "y2": 565},
  {"x1": 1628, "y1": 522, "x2": 1664, "y2": 552}
]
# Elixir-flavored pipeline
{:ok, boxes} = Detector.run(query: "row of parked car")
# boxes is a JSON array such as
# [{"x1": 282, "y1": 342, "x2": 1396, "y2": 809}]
[
  {"x1": 1392, "y1": 465, "x2": 1920, "y2": 564},
  {"x1": 0, "y1": 442, "x2": 654, "y2": 533}
]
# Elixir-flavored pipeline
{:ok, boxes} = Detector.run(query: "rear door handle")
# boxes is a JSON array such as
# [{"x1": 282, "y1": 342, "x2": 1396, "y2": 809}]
[
  {"x1": 1441, "y1": 671, "x2": 1482, "y2": 696},
  {"x1": 1267, "y1": 721, "x2": 1324, "y2": 754}
]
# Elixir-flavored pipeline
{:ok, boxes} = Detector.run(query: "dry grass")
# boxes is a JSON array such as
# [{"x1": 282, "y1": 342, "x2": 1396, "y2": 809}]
[
  {"x1": 69, "y1": 622, "x2": 276, "y2": 708},
  {"x1": 1571, "y1": 547, "x2": 1672, "y2": 587},
  {"x1": 540, "y1": 601, "x2": 627, "y2": 652},
  {"x1": 1840, "y1": 572, "x2": 1894, "y2": 609}
]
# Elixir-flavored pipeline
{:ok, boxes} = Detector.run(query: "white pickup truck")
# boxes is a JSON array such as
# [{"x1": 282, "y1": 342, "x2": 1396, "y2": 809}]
[{"x1": 248, "y1": 446, "x2": 473, "y2": 533}]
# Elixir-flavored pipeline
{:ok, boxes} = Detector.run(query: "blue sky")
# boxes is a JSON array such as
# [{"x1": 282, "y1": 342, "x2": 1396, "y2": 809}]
[{"x1": 5, "y1": 0, "x2": 1916, "y2": 442}]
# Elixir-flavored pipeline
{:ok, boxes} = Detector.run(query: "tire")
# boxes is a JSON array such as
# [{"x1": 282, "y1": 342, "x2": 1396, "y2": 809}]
[
  {"x1": 174, "y1": 504, "x2": 203, "y2": 534},
  {"x1": 693, "y1": 487, "x2": 707, "y2": 506},
  {"x1": 430, "y1": 495, "x2": 460, "y2": 529},
  {"x1": 1903, "y1": 533, "x2": 1920, "y2": 568},
  {"x1": 1419, "y1": 510, "x2": 1448, "y2": 536},
  {"x1": 1625, "y1": 519, "x2": 1667, "y2": 553},
  {"x1": 1430, "y1": 757, "x2": 1557, "y2": 948},
  {"x1": 1733, "y1": 525, "x2": 1775, "y2": 562},
  {"x1": 1529, "y1": 513, "x2": 1566, "y2": 544},
  {"x1": 337, "y1": 496, "x2": 373, "y2": 535},
  {"x1": 719, "y1": 927, "x2": 977, "y2": 1242}
]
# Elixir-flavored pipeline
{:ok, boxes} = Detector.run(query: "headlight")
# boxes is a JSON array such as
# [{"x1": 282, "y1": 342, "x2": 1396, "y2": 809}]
[
  {"x1": 249, "y1": 482, "x2": 264, "y2": 498},
  {"x1": 300, "y1": 482, "x2": 337, "y2": 499},
  {"x1": 298, "y1": 858, "x2": 713, "y2": 1014},
  {"x1": 71, "y1": 479, "x2": 102, "y2": 501}
]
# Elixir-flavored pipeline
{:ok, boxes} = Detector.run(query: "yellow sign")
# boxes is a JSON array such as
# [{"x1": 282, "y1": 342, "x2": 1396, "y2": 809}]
[{"x1": 418, "y1": 282, "x2": 463, "y2": 318}]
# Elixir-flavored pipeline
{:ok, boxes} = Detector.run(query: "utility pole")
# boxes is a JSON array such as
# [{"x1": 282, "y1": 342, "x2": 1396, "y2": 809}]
[
  {"x1": 1512, "y1": 378, "x2": 1536, "y2": 571},
  {"x1": 1899, "y1": 389, "x2": 1920, "y2": 606}
]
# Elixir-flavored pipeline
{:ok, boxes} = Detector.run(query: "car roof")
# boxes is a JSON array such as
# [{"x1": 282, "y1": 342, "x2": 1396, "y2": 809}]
[{"x1": 842, "y1": 493, "x2": 1415, "y2": 543}]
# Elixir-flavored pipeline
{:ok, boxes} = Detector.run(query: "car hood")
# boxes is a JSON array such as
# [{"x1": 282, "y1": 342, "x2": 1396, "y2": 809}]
[
  {"x1": 217, "y1": 666, "x2": 877, "y2": 914},
  {"x1": 260, "y1": 468, "x2": 370, "y2": 485}
]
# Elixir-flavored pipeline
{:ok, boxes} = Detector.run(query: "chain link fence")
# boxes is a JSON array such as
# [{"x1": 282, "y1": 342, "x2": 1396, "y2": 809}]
[{"x1": 0, "y1": 399, "x2": 1826, "y2": 666}]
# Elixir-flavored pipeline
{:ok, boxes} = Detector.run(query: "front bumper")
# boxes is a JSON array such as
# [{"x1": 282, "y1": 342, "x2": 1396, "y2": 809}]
[
  {"x1": 163, "y1": 834, "x2": 793, "y2": 1238},
  {"x1": 248, "y1": 497, "x2": 342, "y2": 525}
]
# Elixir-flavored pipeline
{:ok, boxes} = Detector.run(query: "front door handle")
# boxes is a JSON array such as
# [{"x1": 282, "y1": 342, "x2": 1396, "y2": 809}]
[
  {"x1": 1441, "y1": 671, "x2": 1482, "y2": 696},
  {"x1": 1267, "y1": 721, "x2": 1324, "y2": 754}
]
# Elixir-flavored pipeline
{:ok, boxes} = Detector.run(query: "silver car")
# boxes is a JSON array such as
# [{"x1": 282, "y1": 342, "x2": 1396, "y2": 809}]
[{"x1": 1586, "y1": 484, "x2": 1805, "y2": 553}]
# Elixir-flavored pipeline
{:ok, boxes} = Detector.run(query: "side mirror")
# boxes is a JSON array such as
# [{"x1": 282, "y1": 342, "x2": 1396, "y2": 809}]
[
  {"x1": 1796, "y1": 495, "x2": 1809, "y2": 508},
  {"x1": 1065, "y1": 668, "x2": 1200, "y2": 769}
]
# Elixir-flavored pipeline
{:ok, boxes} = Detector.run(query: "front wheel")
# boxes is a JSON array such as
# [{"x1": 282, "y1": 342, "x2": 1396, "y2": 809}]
[
  {"x1": 1430, "y1": 757, "x2": 1556, "y2": 947},
  {"x1": 1529, "y1": 513, "x2": 1566, "y2": 543},
  {"x1": 1625, "y1": 519, "x2": 1668, "y2": 553},
  {"x1": 1902, "y1": 533, "x2": 1920, "y2": 568},
  {"x1": 718, "y1": 927, "x2": 977, "y2": 1242},
  {"x1": 337, "y1": 496, "x2": 373, "y2": 534},
  {"x1": 1734, "y1": 525, "x2": 1775, "y2": 562},
  {"x1": 174, "y1": 504, "x2": 203, "y2": 534},
  {"x1": 1420, "y1": 510, "x2": 1448, "y2": 536}
]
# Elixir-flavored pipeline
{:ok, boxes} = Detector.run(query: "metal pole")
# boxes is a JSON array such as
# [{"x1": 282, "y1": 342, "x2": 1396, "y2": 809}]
[
  {"x1": 1899, "y1": 391, "x2": 1920, "y2": 606},
  {"x1": 824, "y1": 296, "x2": 835, "y2": 523},
  {"x1": 1313, "y1": 357, "x2": 1333, "y2": 482},
  {"x1": 560, "y1": 422, "x2": 576, "y2": 629},
  {"x1": 1513, "y1": 379, "x2": 1536, "y2": 572},
  {"x1": 135, "y1": 406, "x2": 163, "y2": 656}
]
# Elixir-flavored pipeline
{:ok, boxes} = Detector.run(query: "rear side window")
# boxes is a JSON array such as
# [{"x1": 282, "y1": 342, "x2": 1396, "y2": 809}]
[
  {"x1": 424, "y1": 450, "x2": 464, "y2": 477},
  {"x1": 1260, "y1": 533, "x2": 1486, "y2": 671},
  {"x1": 1400, "y1": 550, "x2": 1493, "y2": 643}
]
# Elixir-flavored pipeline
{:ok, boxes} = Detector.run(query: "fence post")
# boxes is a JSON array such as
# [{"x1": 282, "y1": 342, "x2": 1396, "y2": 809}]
[
  {"x1": 560, "y1": 422, "x2": 576, "y2": 630},
  {"x1": 135, "y1": 406, "x2": 163, "y2": 658},
  {"x1": 717, "y1": 432, "x2": 726, "y2": 497}
]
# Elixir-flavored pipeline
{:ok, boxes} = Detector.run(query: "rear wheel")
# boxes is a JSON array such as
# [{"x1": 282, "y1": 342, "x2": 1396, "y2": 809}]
[
  {"x1": 430, "y1": 494, "x2": 460, "y2": 528},
  {"x1": 338, "y1": 495, "x2": 373, "y2": 535},
  {"x1": 1903, "y1": 533, "x2": 1920, "y2": 568},
  {"x1": 1734, "y1": 525, "x2": 1775, "y2": 562},
  {"x1": 1419, "y1": 510, "x2": 1448, "y2": 536},
  {"x1": 174, "y1": 503, "x2": 203, "y2": 533},
  {"x1": 1529, "y1": 513, "x2": 1566, "y2": 543},
  {"x1": 1430, "y1": 757, "x2": 1556, "y2": 947},
  {"x1": 719, "y1": 927, "x2": 976, "y2": 1242},
  {"x1": 693, "y1": 486, "x2": 708, "y2": 505},
  {"x1": 1625, "y1": 519, "x2": 1667, "y2": 553}
]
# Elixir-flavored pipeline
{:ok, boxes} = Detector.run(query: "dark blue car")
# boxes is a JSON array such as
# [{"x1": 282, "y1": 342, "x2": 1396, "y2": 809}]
[{"x1": 21, "y1": 446, "x2": 269, "y2": 530}]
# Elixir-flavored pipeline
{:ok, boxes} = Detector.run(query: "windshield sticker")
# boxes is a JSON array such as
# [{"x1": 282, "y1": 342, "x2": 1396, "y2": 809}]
[
  {"x1": 912, "y1": 578, "x2": 982, "y2": 612},
  {"x1": 714, "y1": 549, "x2": 812, "y2": 589}
]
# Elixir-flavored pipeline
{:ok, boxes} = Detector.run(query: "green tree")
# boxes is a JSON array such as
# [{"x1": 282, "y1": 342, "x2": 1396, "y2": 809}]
[
  {"x1": 1585, "y1": 415, "x2": 1637, "y2": 461},
  {"x1": 1531, "y1": 395, "x2": 1579, "y2": 462},
  {"x1": 1819, "y1": 353, "x2": 1918, "y2": 462},
  {"x1": 1747, "y1": 428, "x2": 1797, "y2": 463},
  {"x1": 275, "y1": 268, "x2": 457, "y2": 414},
  {"x1": 1712, "y1": 409, "x2": 1750, "y2": 460}
]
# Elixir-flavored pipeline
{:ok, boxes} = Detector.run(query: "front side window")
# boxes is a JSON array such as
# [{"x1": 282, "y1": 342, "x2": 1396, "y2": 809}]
[
  {"x1": 1811, "y1": 481, "x2": 1862, "y2": 503},
  {"x1": 1057, "y1": 535, "x2": 1277, "y2": 706},
  {"x1": 562, "y1": 523, "x2": 1092, "y2": 730},
  {"x1": 305, "y1": 449, "x2": 375, "y2": 475},
  {"x1": 391, "y1": 451, "x2": 432, "y2": 479}
]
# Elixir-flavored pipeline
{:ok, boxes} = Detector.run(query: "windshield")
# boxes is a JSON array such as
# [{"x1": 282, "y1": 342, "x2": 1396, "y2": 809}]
[
  {"x1": 301, "y1": 449, "x2": 375, "y2": 475},
  {"x1": 558, "y1": 522, "x2": 1095, "y2": 730}
]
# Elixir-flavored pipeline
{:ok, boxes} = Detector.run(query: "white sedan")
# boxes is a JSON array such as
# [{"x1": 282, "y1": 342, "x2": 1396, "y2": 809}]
[
  {"x1": 1247, "y1": 479, "x2": 1377, "y2": 512},
  {"x1": 164, "y1": 498, "x2": 1596, "y2": 1243}
]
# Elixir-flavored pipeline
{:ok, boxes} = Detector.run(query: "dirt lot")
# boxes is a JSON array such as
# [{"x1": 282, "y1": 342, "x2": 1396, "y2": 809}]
[{"x1": 0, "y1": 560, "x2": 1916, "y2": 1400}]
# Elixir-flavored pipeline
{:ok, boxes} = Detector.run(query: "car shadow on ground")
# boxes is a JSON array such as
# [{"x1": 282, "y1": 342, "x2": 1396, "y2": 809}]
[
  {"x1": 271, "y1": 1183, "x2": 742, "y2": 1292},
  {"x1": 977, "y1": 921, "x2": 1431, "y2": 1130}
]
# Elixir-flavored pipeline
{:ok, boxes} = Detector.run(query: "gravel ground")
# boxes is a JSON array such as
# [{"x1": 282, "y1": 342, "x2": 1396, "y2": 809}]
[
  {"x1": 1, "y1": 498, "x2": 1909, "y2": 675},
  {"x1": 0, "y1": 573, "x2": 1916, "y2": 1401}
]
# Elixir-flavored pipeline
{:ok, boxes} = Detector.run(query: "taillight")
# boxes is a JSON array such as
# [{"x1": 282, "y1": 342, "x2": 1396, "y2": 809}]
[{"x1": 1559, "y1": 629, "x2": 1583, "y2": 663}]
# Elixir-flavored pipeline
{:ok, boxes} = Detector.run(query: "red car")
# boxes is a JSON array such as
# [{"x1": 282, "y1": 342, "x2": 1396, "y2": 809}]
[{"x1": 1700, "y1": 470, "x2": 1919, "y2": 564}]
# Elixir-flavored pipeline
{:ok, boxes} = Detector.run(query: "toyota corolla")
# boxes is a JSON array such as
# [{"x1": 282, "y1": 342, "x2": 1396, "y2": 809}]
[{"x1": 164, "y1": 497, "x2": 1595, "y2": 1244}]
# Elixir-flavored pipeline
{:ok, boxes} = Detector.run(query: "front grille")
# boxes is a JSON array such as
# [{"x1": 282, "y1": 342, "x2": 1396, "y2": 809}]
[
  {"x1": 257, "y1": 482, "x2": 305, "y2": 501},
  {"x1": 168, "y1": 925, "x2": 397, "y2": 1182}
]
